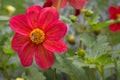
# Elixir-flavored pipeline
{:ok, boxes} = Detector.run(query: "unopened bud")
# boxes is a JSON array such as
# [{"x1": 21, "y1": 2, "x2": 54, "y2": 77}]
[
  {"x1": 66, "y1": 35, "x2": 76, "y2": 45},
  {"x1": 69, "y1": 15, "x2": 78, "y2": 23},
  {"x1": 83, "y1": 9, "x2": 93, "y2": 17},
  {"x1": 77, "y1": 48, "x2": 85, "y2": 57},
  {"x1": 16, "y1": 77, "x2": 24, "y2": 80},
  {"x1": 6, "y1": 5, "x2": 16, "y2": 14},
  {"x1": 92, "y1": 29, "x2": 101, "y2": 35}
]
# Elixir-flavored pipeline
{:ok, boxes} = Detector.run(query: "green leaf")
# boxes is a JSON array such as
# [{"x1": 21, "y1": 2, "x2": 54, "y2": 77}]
[
  {"x1": 66, "y1": 48, "x2": 76, "y2": 56},
  {"x1": 80, "y1": 32, "x2": 95, "y2": 48},
  {"x1": 60, "y1": 15, "x2": 72, "y2": 23},
  {"x1": 92, "y1": 19, "x2": 120, "y2": 30},
  {"x1": 53, "y1": 54, "x2": 88, "y2": 80},
  {"x1": 8, "y1": 55, "x2": 19, "y2": 65},
  {"x1": 113, "y1": 44, "x2": 120, "y2": 54},
  {"x1": 96, "y1": 54, "x2": 113, "y2": 65},
  {"x1": 87, "y1": 35, "x2": 111, "y2": 59},
  {"x1": 117, "y1": 61, "x2": 120, "y2": 77},
  {"x1": 92, "y1": 20, "x2": 114, "y2": 30},
  {"x1": 2, "y1": 41, "x2": 14, "y2": 55},
  {"x1": 22, "y1": 67, "x2": 46, "y2": 80}
]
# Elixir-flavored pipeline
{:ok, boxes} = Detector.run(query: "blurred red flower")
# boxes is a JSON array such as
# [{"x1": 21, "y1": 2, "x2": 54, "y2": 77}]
[
  {"x1": 9, "y1": 5, "x2": 67, "y2": 69},
  {"x1": 43, "y1": 0, "x2": 88, "y2": 16},
  {"x1": 109, "y1": 6, "x2": 120, "y2": 32},
  {"x1": 43, "y1": 0, "x2": 52, "y2": 7}
]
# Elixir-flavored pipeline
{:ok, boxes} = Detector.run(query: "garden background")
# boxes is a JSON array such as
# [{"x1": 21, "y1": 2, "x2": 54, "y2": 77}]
[{"x1": 0, "y1": 0, "x2": 120, "y2": 80}]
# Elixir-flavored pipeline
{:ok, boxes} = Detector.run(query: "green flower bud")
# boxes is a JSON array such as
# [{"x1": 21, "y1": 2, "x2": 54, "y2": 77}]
[
  {"x1": 83, "y1": 9, "x2": 93, "y2": 17},
  {"x1": 77, "y1": 48, "x2": 85, "y2": 57},
  {"x1": 69, "y1": 15, "x2": 78, "y2": 23},
  {"x1": 16, "y1": 78, "x2": 24, "y2": 80},
  {"x1": 66, "y1": 35, "x2": 76, "y2": 45},
  {"x1": 6, "y1": 5, "x2": 16, "y2": 14},
  {"x1": 92, "y1": 29, "x2": 101, "y2": 35}
]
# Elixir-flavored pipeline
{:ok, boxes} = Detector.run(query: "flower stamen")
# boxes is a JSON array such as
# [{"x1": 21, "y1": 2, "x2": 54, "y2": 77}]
[{"x1": 30, "y1": 28, "x2": 45, "y2": 44}]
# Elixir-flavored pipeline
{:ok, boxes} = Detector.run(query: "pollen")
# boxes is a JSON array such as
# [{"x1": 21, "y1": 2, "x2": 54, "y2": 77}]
[{"x1": 30, "y1": 28, "x2": 45, "y2": 44}]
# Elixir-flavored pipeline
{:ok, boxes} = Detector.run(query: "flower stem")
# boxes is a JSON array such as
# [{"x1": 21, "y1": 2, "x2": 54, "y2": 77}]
[
  {"x1": 114, "y1": 59, "x2": 119, "y2": 79},
  {"x1": 57, "y1": 0, "x2": 61, "y2": 10},
  {"x1": 90, "y1": 68, "x2": 96, "y2": 80},
  {"x1": 101, "y1": 65, "x2": 105, "y2": 80},
  {"x1": 54, "y1": 68, "x2": 57, "y2": 80},
  {"x1": 111, "y1": 68, "x2": 114, "y2": 80},
  {"x1": 0, "y1": 51, "x2": 10, "y2": 80},
  {"x1": 79, "y1": 40, "x2": 82, "y2": 48}
]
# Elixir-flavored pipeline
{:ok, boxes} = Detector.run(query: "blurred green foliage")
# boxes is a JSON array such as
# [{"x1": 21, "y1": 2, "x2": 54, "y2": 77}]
[{"x1": 0, "y1": 0, "x2": 120, "y2": 80}]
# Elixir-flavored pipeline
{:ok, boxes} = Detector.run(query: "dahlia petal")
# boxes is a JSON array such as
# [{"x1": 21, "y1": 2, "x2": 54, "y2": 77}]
[
  {"x1": 26, "y1": 5, "x2": 42, "y2": 29},
  {"x1": 117, "y1": 23, "x2": 120, "y2": 31},
  {"x1": 109, "y1": 6, "x2": 118, "y2": 19},
  {"x1": 45, "y1": 21, "x2": 67, "y2": 40},
  {"x1": 43, "y1": 40, "x2": 67, "y2": 53},
  {"x1": 10, "y1": 15, "x2": 32, "y2": 36},
  {"x1": 118, "y1": 6, "x2": 120, "y2": 13},
  {"x1": 35, "y1": 45, "x2": 54, "y2": 69},
  {"x1": 109, "y1": 23, "x2": 118, "y2": 32},
  {"x1": 18, "y1": 41, "x2": 34, "y2": 67},
  {"x1": 12, "y1": 33, "x2": 29, "y2": 51},
  {"x1": 38, "y1": 7, "x2": 59, "y2": 30},
  {"x1": 52, "y1": 0, "x2": 67, "y2": 8},
  {"x1": 68, "y1": 0, "x2": 87, "y2": 9},
  {"x1": 43, "y1": 0, "x2": 52, "y2": 7}
]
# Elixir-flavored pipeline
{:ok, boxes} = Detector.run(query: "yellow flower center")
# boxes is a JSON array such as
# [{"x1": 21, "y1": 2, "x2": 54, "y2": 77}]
[{"x1": 30, "y1": 28, "x2": 45, "y2": 44}]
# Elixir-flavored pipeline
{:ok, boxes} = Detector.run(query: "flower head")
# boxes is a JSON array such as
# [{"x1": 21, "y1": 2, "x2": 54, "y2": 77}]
[
  {"x1": 43, "y1": 0, "x2": 88, "y2": 16},
  {"x1": 51, "y1": 0, "x2": 88, "y2": 9},
  {"x1": 109, "y1": 6, "x2": 120, "y2": 32},
  {"x1": 10, "y1": 5, "x2": 67, "y2": 69}
]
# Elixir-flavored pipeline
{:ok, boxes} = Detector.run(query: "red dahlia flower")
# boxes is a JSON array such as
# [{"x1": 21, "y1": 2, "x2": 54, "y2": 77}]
[
  {"x1": 9, "y1": 5, "x2": 67, "y2": 69},
  {"x1": 109, "y1": 6, "x2": 120, "y2": 32},
  {"x1": 43, "y1": 0, "x2": 88, "y2": 16},
  {"x1": 52, "y1": 0, "x2": 88, "y2": 9}
]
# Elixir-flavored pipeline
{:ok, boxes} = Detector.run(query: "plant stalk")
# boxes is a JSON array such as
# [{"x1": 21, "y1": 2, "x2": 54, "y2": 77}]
[
  {"x1": 90, "y1": 68, "x2": 96, "y2": 80},
  {"x1": 57, "y1": 0, "x2": 61, "y2": 10},
  {"x1": 0, "y1": 51, "x2": 10, "y2": 80},
  {"x1": 101, "y1": 65, "x2": 105, "y2": 80},
  {"x1": 54, "y1": 68, "x2": 57, "y2": 80}
]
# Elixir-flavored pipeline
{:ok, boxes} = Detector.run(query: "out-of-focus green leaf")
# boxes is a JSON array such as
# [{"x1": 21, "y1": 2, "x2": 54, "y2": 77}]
[
  {"x1": 117, "y1": 61, "x2": 120, "y2": 78},
  {"x1": 66, "y1": 48, "x2": 76, "y2": 56},
  {"x1": 87, "y1": 12, "x2": 100, "y2": 26},
  {"x1": 53, "y1": 54, "x2": 88, "y2": 80},
  {"x1": 96, "y1": 54, "x2": 110, "y2": 64},
  {"x1": 60, "y1": 15, "x2": 72, "y2": 23},
  {"x1": 92, "y1": 19, "x2": 120, "y2": 30},
  {"x1": 80, "y1": 32, "x2": 95, "y2": 48},
  {"x1": 8, "y1": 55, "x2": 19, "y2": 65},
  {"x1": 22, "y1": 67, "x2": 46, "y2": 80},
  {"x1": 2, "y1": 41, "x2": 14, "y2": 55},
  {"x1": 44, "y1": 69, "x2": 54, "y2": 80},
  {"x1": 96, "y1": 54, "x2": 113, "y2": 65},
  {"x1": 87, "y1": 35, "x2": 111, "y2": 59},
  {"x1": 113, "y1": 44, "x2": 120, "y2": 54}
]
